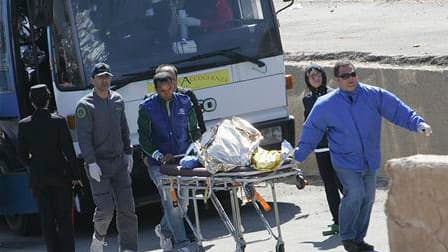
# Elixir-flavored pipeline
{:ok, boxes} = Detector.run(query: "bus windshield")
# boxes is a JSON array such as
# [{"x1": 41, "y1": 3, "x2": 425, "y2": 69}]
[{"x1": 53, "y1": 0, "x2": 282, "y2": 90}]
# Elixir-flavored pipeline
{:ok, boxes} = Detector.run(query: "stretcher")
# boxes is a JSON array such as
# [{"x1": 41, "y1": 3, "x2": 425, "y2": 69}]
[{"x1": 159, "y1": 158, "x2": 305, "y2": 252}]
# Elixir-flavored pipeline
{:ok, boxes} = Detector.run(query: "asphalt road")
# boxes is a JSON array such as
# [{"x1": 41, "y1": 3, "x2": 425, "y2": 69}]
[{"x1": 0, "y1": 184, "x2": 389, "y2": 252}]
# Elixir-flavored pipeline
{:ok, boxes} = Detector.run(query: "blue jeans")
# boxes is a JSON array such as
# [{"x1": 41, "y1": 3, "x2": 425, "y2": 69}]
[
  {"x1": 334, "y1": 167, "x2": 377, "y2": 242},
  {"x1": 147, "y1": 165, "x2": 190, "y2": 248}
]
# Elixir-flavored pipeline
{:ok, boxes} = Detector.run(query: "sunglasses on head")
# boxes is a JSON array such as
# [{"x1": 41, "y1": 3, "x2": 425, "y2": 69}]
[{"x1": 338, "y1": 71, "x2": 356, "y2": 80}]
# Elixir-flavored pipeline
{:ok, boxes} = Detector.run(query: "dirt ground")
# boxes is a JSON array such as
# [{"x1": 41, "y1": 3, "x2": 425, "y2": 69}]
[{"x1": 274, "y1": 0, "x2": 448, "y2": 66}]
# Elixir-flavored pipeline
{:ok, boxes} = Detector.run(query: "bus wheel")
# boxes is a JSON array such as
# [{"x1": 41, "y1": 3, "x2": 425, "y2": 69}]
[{"x1": 4, "y1": 214, "x2": 40, "y2": 236}]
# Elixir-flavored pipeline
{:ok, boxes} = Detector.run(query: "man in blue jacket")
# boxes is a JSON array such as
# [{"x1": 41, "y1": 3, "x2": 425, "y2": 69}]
[
  {"x1": 138, "y1": 72, "x2": 201, "y2": 252},
  {"x1": 294, "y1": 61, "x2": 432, "y2": 252}
]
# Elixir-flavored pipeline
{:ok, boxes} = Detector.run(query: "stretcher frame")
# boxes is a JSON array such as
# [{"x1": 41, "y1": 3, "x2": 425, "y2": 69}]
[{"x1": 159, "y1": 159, "x2": 303, "y2": 252}]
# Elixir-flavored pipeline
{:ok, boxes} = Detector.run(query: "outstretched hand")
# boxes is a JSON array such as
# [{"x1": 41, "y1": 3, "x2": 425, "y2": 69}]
[{"x1": 417, "y1": 122, "x2": 432, "y2": 136}]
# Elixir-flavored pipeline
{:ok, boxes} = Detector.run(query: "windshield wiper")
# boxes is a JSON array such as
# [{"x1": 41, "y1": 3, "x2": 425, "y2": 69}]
[
  {"x1": 172, "y1": 47, "x2": 265, "y2": 68},
  {"x1": 110, "y1": 68, "x2": 156, "y2": 91},
  {"x1": 110, "y1": 80, "x2": 134, "y2": 91},
  {"x1": 118, "y1": 47, "x2": 245, "y2": 81},
  {"x1": 121, "y1": 69, "x2": 154, "y2": 79},
  {"x1": 109, "y1": 48, "x2": 265, "y2": 90}
]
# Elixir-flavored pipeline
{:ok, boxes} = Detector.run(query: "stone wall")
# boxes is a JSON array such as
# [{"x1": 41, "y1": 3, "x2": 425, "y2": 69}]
[
  {"x1": 286, "y1": 61, "x2": 448, "y2": 177},
  {"x1": 385, "y1": 155, "x2": 448, "y2": 252}
]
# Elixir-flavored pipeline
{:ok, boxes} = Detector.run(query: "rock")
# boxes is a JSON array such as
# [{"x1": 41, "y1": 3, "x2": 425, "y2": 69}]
[{"x1": 385, "y1": 155, "x2": 448, "y2": 252}]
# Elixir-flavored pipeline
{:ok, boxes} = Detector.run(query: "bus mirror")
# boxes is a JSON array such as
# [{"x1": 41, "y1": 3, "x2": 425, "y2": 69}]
[
  {"x1": 276, "y1": 0, "x2": 294, "y2": 14},
  {"x1": 28, "y1": 0, "x2": 53, "y2": 27}
]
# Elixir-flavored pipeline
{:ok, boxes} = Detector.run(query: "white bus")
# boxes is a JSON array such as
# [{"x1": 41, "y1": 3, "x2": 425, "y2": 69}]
[{"x1": 0, "y1": 0, "x2": 295, "y2": 234}]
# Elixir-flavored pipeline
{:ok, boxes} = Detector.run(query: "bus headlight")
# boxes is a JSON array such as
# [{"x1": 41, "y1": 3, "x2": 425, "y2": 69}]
[{"x1": 260, "y1": 126, "x2": 282, "y2": 146}]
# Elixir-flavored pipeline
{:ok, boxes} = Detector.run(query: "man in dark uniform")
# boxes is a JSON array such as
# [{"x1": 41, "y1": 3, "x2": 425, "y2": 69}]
[
  {"x1": 155, "y1": 64, "x2": 206, "y2": 134},
  {"x1": 17, "y1": 84, "x2": 82, "y2": 252}
]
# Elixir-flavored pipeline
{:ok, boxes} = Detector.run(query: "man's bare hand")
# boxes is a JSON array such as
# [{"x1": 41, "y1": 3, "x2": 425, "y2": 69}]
[{"x1": 162, "y1": 153, "x2": 176, "y2": 164}]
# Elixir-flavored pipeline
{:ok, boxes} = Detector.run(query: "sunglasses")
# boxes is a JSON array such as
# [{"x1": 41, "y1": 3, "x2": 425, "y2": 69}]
[{"x1": 338, "y1": 71, "x2": 356, "y2": 80}]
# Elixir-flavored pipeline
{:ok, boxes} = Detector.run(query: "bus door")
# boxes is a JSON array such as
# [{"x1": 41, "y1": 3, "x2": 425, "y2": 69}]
[{"x1": 0, "y1": 0, "x2": 37, "y2": 216}]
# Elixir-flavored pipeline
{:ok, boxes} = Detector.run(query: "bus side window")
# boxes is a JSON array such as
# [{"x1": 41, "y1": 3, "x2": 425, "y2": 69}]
[
  {"x1": 52, "y1": 34, "x2": 80, "y2": 90},
  {"x1": 238, "y1": 0, "x2": 264, "y2": 21},
  {"x1": 56, "y1": 47, "x2": 76, "y2": 89},
  {"x1": 52, "y1": 0, "x2": 83, "y2": 90}
]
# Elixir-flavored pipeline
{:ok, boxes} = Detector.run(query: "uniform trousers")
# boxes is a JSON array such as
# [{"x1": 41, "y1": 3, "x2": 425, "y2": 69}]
[{"x1": 35, "y1": 185, "x2": 74, "y2": 252}]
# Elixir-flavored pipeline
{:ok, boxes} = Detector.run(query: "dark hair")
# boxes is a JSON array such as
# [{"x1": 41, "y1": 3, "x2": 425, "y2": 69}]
[
  {"x1": 304, "y1": 64, "x2": 327, "y2": 90},
  {"x1": 334, "y1": 60, "x2": 355, "y2": 77},
  {"x1": 155, "y1": 64, "x2": 178, "y2": 75},
  {"x1": 153, "y1": 72, "x2": 173, "y2": 88}
]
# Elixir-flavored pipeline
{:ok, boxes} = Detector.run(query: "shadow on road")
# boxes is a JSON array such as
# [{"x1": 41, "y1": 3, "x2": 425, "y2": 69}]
[
  {"x1": 192, "y1": 201, "x2": 301, "y2": 240},
  {"x1": 302, "y1": 235, "x2": 383, "y2": 252},
  {"x1": 0, "y1": 239, "x2": 43, "y2": 250},
  {"x1": 301, "y1": 235, "x2": 341, "y2": 250},
  {"x1": 0, "y1": 197, "x2": 302, "y2": 251},
  {"x1": 0, "y1": 217, "x2": 45, "y2": 250}
]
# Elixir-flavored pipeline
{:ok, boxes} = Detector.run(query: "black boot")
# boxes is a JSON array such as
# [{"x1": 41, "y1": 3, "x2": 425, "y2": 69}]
[
  {"x1": 357, "y1": 241, "x2": 374, "y2": 251},
  {"x1": 342, "y1": 240, "x2": 361, "y2": 252}
]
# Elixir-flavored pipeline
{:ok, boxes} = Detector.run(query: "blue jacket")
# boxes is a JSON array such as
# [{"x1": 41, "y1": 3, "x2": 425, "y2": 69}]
[
  {"x1": 138, "y1": 93, "x2": 201, "y2": 165},
  {"x1": 294, "y1": 83, "x2": 425, "y2": 171}
]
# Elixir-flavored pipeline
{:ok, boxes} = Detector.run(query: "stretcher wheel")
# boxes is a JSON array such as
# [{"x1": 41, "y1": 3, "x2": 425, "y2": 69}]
[
  {"x1": 237, "y1": 240, "x2": 246, "y2": 252},
  {"x1": 275, "y1": 243, "x2": 285, "y2": 252},
  {"x1": 235, "y1": 245, "x2": 245, "y2": 252},
  {"x1": 295, "y1": 174, "x2": 306, "y2": 190}
]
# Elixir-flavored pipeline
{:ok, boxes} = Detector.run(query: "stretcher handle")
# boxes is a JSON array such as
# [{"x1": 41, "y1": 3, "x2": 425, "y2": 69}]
[
  {"x1": 255, "y1": 191, "x2": 271, "y2": 212},
  {"x1": 169, "y1": 179, "x2": 179, "y2": 208}
]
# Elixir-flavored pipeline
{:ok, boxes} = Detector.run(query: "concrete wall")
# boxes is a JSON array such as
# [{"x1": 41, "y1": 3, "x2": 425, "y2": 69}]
[
  {"x1": 385, "y1": 155, "x2": 448, "y2": 252},
  {"x1": 286, "y1": 61, "x2": 448, "y2": 177}
]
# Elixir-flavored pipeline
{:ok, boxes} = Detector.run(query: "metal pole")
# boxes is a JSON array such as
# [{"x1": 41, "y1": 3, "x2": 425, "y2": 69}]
[
  {"x1": 271, "y1": 183, "x2": 283, "y2": 239},
  {"x1": 192, "y1": 188, "x2": 203, "y2": 241}
]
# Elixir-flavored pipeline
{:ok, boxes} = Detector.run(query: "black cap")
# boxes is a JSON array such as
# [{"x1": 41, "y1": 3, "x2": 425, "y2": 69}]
[
  {"x1": 29, "y1": 84, "x2": 50, "y2": 100},
  {"x1": 91, "y1": 63, "x2": 113, "y2": 77},
  {"x1": 29, "y1": 84, "x2": 50, "y2": 108}
]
